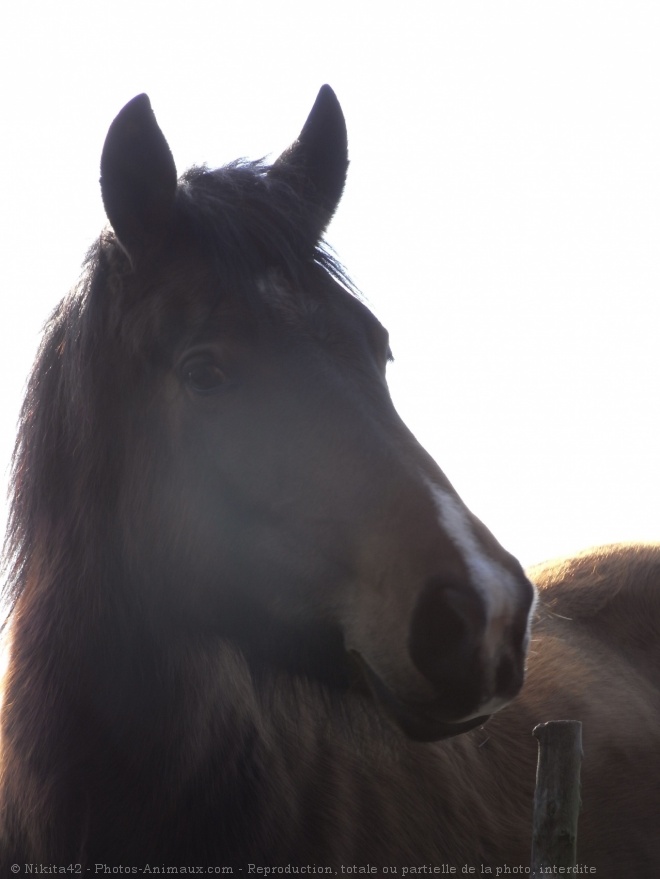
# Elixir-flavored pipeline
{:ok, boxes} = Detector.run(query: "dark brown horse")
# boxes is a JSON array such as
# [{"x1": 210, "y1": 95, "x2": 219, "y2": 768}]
[{"x1": 0, "y1": 87, "x2": 656, "y2": 875}]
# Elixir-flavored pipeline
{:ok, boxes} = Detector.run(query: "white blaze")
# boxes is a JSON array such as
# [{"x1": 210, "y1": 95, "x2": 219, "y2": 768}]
[{"x1": 427, "y1": 483, "x2": 536, "y2": 715}]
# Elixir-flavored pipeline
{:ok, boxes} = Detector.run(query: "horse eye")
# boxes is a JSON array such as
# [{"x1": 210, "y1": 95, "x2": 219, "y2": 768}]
[{"x1": 183, "y1": 361, "x2": 227, "y2": 393}]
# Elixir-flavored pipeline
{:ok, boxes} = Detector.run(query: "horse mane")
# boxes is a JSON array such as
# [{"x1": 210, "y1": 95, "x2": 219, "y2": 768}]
[{"x1": 1, "y1": 159, "x2": 357, "y2": 626}]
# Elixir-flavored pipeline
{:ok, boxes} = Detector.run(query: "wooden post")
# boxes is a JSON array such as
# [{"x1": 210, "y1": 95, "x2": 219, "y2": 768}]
[{"x1": 531, "y1": 720, "x2": 583, "y2": 877}]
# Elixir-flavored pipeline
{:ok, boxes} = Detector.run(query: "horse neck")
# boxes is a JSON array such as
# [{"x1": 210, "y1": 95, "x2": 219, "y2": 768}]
[{"x1": 1, "y1": 551, "x2": 525, "y2": 863}]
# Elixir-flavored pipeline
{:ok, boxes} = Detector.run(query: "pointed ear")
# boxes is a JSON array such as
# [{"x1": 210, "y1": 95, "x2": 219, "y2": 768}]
[
  {"x1": 100, "y1": 94, "x2": 177, "y2": 263},
  {"x1": 271, "y1": 85, "x2": 348, "y2": 239}
]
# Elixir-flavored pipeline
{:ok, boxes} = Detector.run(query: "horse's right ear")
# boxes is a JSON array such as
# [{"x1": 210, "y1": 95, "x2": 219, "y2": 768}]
[{"x1": 100, "y1": 94, "x2": 178, "y2": 263}]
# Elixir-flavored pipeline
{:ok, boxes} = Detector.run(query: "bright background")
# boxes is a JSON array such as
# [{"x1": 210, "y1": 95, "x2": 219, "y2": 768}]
[{"x1": 1, "y1": 2, "x2": 659, "y2": 568}]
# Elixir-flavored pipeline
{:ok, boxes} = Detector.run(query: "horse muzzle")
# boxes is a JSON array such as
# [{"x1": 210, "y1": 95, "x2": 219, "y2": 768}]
[{"x1": 348, "y1": 564, "x2": 536, "y2": 742}]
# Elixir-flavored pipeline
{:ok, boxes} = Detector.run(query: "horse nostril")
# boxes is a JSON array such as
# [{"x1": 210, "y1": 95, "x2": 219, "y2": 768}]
[
  {"x1": 408, "y1": 576, "x2": 487, "y2": 719},
  {"x1": 411, "y1": 576, "x2": 488, "y2": 664}
]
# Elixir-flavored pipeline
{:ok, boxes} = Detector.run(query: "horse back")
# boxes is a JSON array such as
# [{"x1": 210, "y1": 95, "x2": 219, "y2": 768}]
[{"x1": 530, "y1": 542, "x2": 660, "y2": 685}]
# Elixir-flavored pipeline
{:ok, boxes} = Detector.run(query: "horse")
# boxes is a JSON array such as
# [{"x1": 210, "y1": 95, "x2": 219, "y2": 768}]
[{"x1": 0, "y1": 86, "x2": 656, "y2": 876}]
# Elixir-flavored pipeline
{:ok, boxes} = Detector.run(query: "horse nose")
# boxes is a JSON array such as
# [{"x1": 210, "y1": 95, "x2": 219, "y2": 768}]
[{"x1": 408, "y1": 572, "x2": 533, "y2": 722}]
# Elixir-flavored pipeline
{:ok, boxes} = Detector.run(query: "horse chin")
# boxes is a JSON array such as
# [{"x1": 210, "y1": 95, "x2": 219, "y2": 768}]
[{"x1": 350, "y1": 651, "x2": 491, "y2": 742}]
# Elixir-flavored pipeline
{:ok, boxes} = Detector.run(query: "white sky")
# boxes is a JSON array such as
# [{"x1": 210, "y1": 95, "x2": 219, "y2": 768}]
[{"x1": 1, "y1": 2, "x2": 659, "y2": 567}]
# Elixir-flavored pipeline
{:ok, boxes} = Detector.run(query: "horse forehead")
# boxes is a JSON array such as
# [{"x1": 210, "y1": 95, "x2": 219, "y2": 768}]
[{"x1": 255, "y1": 271, "x2": 318, "y2": 326}]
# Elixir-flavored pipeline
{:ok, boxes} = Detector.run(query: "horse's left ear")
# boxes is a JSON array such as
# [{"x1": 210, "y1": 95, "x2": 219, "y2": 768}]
[
  {"x1": 271, "y1": 85, "x2": 348, "y2": 239},
  {"x1": 100, "y1": 94, "x2": 178, "y2": 263}
]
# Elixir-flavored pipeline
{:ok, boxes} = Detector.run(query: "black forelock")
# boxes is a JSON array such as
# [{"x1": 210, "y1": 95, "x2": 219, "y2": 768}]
[{"x1": 175, "y1": 161, "x2": 355, "y2": 296}]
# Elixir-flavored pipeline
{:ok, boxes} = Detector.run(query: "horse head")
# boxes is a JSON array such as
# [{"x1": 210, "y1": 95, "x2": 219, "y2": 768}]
[{"x1": 16, "y1": 87, "x2": 535, "y2": 744}]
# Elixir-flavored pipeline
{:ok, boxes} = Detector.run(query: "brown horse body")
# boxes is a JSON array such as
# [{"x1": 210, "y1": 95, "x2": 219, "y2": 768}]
[
  {"x1": 2, "y1": 544, "x2": 659, "y2": 873},
  {"x1": 518, "y1": 542, "x2": 660, "y2": 871},
  {"x1": 0, "y1": 88, "x2": 656, "y2": 875}
]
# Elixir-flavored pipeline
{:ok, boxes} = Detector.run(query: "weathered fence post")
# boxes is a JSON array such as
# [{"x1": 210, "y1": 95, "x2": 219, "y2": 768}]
[{"x1": 531, "y1": 720, "x2": 583, "y2": 877}]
